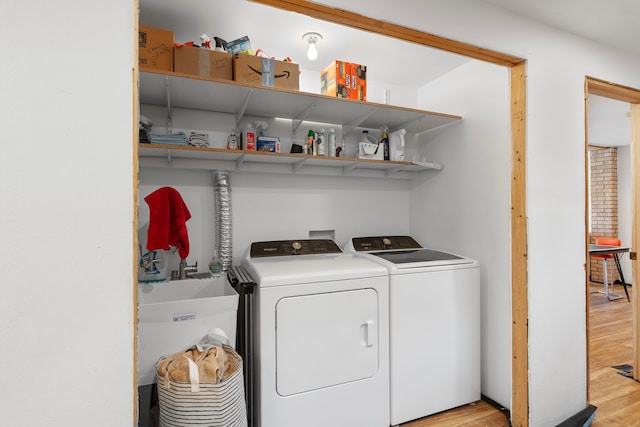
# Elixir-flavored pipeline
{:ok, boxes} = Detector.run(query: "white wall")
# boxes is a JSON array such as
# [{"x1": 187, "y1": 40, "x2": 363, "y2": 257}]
[
  {"x1": 318, "y1": 0, "x2": 640, "y2": 425},
  {"x1": 412, "y1": 60, "x2": 511, "y2": 407},
  {"x1": 0, "y1": 1, "x2": 135, "y2": 426},
  {"x1": 139, "y1": 165, "x2": 413, "y2": 269}
]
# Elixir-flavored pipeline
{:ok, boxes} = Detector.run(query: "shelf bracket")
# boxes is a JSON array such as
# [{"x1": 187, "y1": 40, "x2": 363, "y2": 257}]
[
  {"x1": 292, "y1": 100, "x2": 318, "y2": 133},
  {"x1": 164, "y1": 76, "x2": 173, "y2": 133},
  {"x1": 236, "y1": 89, "x2": 254, "y2": 127},
  {"x1": 385, "y1": 165, "x2": 405, "y2": 176},
  {"x1": 236, "y1": 153, "x2": 246, "y2": 170},
  {"x1": 166, "y1": 149, "x2": 173, "y2": 167},
  {"x1": 343, "y1": 107, "x2": 379, "y2": 136},
  {"x1": 342, "y1": 163, "x2": 360, "y2": 175},
  {"x1": 293, "y1": 158, "x2": 307, "y2": 172}
]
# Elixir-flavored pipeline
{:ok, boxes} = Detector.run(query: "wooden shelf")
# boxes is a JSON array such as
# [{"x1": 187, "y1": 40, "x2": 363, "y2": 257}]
[
  {"x1": 139, "y1": 144, "x2": 443, "y2": 180},
  {"x1": 139, "y1": 69, "x2": 461, "y2": 135},
  {"x1": 138, "y1": 69, "x2": 460, "y2": 179}
]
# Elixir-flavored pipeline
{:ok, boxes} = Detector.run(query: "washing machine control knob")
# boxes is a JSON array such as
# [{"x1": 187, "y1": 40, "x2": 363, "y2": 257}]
[
  {"x1": 292, "y1": 241, "x2": 302, "y2": 253},
  {"x1": 382, "y1": 238, "x2": 392, "y2": 249}
]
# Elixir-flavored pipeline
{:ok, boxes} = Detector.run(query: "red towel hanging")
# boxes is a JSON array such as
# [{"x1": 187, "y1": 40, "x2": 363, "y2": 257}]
[{"x1": 144, "y1": 186, "x2": 192, "y2": 259}]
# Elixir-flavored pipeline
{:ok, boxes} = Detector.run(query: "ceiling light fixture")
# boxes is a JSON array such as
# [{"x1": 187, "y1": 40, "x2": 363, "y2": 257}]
[{"x1": 302, "y1": 32, "x2": 322, "y2": 61}]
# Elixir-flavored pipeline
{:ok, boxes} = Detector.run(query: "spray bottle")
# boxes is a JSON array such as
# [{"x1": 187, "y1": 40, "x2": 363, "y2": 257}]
[
  {"x1": 380, "y1": 125, "x2": 390, "y2": 161},
  {"x1": 227, "y1": 129, "x2": 239, "y2": 150},
  {"x1": 317, "y1": 128, "x2": 326, "y2": 156},
  {"x1": 328, "y1": 128, "x2": 336, "y2": 157},
  {"x1": 307, "y1": 129, "x2": 315, "y2": 155}
]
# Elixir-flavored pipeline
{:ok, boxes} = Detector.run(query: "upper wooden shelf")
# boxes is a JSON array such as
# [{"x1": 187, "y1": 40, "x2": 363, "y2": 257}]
[{"x1": 139, "y1": 69, "x2": 462, "y2": 135}]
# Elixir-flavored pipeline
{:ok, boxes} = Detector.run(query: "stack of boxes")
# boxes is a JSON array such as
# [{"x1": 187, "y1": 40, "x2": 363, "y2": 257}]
[
  {"x1": 320, "y1": 60, "x2": 367, "y2": 102},
  {"x1": 138, "y1": 26, "x2": 299, "y2": 90}
]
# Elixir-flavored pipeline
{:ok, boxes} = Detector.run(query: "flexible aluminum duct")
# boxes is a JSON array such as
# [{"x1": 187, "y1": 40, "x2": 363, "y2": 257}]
[{"x1": 213, "y1": 170, "x2": 232, "y2": 271}]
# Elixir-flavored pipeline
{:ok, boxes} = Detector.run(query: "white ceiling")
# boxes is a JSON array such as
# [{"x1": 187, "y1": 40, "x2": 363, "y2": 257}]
[
  {"x1": 478, "y1": 0, "x2": 640, "y2": 57},
  {"x1": 139, "y1": 0, "x2": 637, "y2": 146}
]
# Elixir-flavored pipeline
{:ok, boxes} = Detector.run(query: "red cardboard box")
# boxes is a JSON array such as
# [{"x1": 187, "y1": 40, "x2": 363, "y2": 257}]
[
  {"x1": 233, "y1": 54, "x2": 299, "y2": 90},
  {"x1": 320, "y1": 60, "x2": 350, "y2": 98},
  {"x1": 174, "y1": 46, "x2": 232, "y2": 80},
  {"x1": 139, "y1": 26, "x2": 174, "y2": 71}
]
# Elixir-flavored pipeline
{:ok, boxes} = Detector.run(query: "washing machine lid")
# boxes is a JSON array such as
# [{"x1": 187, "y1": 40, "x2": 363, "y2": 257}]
[
  {"x1": 348, "y1": 235, "x2": 476, "y2": 269},
  {"x1": 243, "y1": 239, "x2": 388, "y2": 287}
]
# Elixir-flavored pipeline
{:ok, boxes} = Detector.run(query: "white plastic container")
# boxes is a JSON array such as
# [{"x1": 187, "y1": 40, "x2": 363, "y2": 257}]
[
  {"x1": 137, "y1": 277, "x2": 239, "y2": 386},
  {"x1": 242, "y1": 123, "x2": 256, "y2": 151}
]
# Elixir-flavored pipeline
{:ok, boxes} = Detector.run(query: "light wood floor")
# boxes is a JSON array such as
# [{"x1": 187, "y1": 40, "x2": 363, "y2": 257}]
[{"x1": 402, "y1": 284, "x2": 640, "y2": 426}]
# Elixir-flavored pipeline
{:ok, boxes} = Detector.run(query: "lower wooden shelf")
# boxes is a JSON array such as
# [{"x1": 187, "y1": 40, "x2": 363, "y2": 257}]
[{"x1": 138, "y1": 144, "x2": 443, "y2": 179}]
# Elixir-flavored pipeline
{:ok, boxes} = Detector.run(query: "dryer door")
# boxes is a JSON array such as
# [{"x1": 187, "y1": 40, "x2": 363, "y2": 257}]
[{"x1": 275, "y1": 288, "x2": 379, "y2": 396}]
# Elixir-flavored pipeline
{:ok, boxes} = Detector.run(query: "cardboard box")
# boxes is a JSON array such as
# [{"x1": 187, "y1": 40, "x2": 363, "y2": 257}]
[
  {"x1": 139, "y1": 26, "x2": 174, "y2": 71},
  {"x1": 320, "y1": 60, "x2": 350, "y2": 98},
  {"x1": 320, "y1": 60, "x2": 367, "y2": 101},
  {"x1": 350, "y1": 63, "x2": 367, "y2": 102},
  {"x1": 233, "y1": 54, "x2": 299, "y2": 91},
  {"x1": 257, "y1": 137, "x2": 281, "y2": 153},
  {"x1": 174, "y1": 46, "x2": 232, "y2": 80}
]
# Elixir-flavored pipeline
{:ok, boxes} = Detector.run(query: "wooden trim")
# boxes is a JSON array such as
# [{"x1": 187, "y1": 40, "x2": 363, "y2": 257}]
[
  {"x1": 632, "y1": 103, "x2": 640, "y2": 381},
  {"x1": 584, "y1": 79, "x2": 591, "y2": 401},
  {"x1": 250, "y1": 0, "x2": 525, "y2": 67},
  {"x1": 587, "y1": 77, "x2": 640, "y2": 103},
  {"x1": 510, "y1": 62, "x2": 528, "y2": 427},
  {"x1": 133, "y1": 0, "x2": 140, "y2": 423}
]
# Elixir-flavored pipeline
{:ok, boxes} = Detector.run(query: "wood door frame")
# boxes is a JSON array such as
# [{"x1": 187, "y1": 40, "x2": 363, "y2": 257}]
[
  {"x1": 585, "y1": 77, "x2": 640, "y2": 394},
  {"x1": 249, "y1": 1, "x2": 529, "y2": 425}
]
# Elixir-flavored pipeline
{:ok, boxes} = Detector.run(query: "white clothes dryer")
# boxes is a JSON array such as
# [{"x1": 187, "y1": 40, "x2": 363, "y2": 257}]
[
  {"x1": 242, "y1": 239, "x2": 390, "y2": 427},
  {"x1": 345, "y1": 235, "x2": 481, "y2": 426}
]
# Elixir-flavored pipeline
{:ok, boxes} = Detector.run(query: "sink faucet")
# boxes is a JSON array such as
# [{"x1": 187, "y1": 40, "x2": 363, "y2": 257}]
[{"x1": 176, "y1": 259, "x2": 198, "y2": 280}]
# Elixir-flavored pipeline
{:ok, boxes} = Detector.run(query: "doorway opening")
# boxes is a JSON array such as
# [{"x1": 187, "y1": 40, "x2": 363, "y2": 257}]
[{"x1": 585, "y1": 78, "x2": 640, "y2": 411}]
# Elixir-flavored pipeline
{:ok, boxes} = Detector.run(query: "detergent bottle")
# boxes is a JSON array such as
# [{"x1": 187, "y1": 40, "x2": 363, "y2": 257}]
[
  {"x1": 380, "y1": 125, "x2": 390, "y2": 161},
  {"x1": 242, "y1": 122, "x2": 256, "y2": 151}
]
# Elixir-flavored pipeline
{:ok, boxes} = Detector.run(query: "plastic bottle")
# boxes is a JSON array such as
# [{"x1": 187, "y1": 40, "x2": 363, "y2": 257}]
[
  {"x1": 209, "y1": 250, "x2": 223, "y2": 277},
  {"x1": 227, "y1": 129, "x2": 239, "y2": 150},
  {"x1": 380, "y1": 126, "x2": 390, "y2": 161},
  {"x1": 307, "y1": 130, "x2": 315, "y2": 155},
  {"x1": 328, "y1": 128, "x2": 336, "y2": 157},
  {"x1": 242, "y1": 123, "x2": 256, "y2": 151},
  {"x1": 317, "y1": 128, "x2": 326, "y2": 156}
]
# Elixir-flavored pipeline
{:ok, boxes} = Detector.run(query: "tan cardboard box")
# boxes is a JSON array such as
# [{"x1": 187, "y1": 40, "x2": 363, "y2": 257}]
[
  {"x1": 174, "y1": 46, "x2": 232, "y2": 80},
  {"x1": 233, "y1": 54, "x2": 299, "y2": 90},
  {"x1": 139, "y1": 26, "x2": 174, "y2": 71}
]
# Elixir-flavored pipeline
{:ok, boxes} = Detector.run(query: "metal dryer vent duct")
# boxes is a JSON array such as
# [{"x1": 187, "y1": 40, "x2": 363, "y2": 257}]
[{"x1": 213, "y1": 170, "x2": 232, "y2": 271}]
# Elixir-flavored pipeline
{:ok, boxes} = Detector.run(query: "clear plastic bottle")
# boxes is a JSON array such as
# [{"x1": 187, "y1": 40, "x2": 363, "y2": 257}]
[
  {"x1": 209, "y1": 250, "x2": 223, "y2": 277},
  {"x1": 328, "y1": 128, "x2": 336, "y2": 157},
  {"x1": 227, "y1": 129, "x2": 239, "y2": 150},
  {"x1": 317, "y1": 128, "x2": 326, "y2": 156}
]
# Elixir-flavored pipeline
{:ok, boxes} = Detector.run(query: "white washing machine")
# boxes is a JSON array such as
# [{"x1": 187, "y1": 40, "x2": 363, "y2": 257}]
[
  {"x1": 345, "y1": 235, "x2": 481, "y2": 426},
  {"x1": 242, "y1": 239, "x2": 390, "y2": 427}
]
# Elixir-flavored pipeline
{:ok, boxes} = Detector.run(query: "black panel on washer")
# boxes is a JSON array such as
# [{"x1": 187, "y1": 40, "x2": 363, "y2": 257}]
[
  {"x1": 372, "y1": 249, "x2": 464, "y2": 264},
  {"x1": 351, "y1": 236, "x2": 422, "y2": 252},
  {"x1": 250, "y1": 239, "x2": 342, "y2": 257}
]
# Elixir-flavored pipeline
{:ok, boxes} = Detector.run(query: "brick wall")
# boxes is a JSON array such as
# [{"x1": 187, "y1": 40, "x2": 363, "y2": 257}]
[{"x1": 589, "y1": 147, "x2": 618, "y2": 283}]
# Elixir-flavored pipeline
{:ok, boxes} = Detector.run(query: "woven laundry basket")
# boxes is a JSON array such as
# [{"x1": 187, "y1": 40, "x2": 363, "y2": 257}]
[{"x1": 156, "y1": 344, "x2": 247, "y2": 427}]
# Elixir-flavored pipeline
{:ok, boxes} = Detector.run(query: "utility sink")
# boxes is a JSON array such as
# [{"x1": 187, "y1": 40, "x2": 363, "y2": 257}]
[{"x1": 137, "y1": 276, "x2": 239, "y2": 386}]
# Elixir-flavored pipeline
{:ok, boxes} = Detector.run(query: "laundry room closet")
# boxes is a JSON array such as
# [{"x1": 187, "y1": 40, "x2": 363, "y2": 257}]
[{"x1": 137, "y1": 0, "x2": 513, "y2": 420}]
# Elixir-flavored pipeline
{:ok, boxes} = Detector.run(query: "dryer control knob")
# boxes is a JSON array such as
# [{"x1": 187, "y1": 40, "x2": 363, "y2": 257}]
[
  {"x1": 383, "y1": 238, "x2": 392, "y2": 248},
  {"x1": 292, "y1": 242, "x2": 302, "y2": 253}
]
